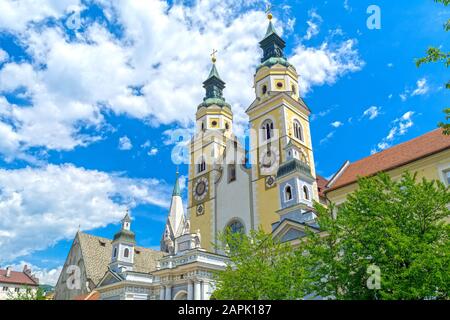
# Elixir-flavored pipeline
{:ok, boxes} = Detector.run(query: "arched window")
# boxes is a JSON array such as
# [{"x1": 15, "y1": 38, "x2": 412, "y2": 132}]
[
  {"x1": 197, "y1": 156, "x2": 206, "y2": 173},
  {"x1": 303, "y1": 186, "x2": 310, "y2": 200},
  {"x1": 261, "y1": 119, "x2": 274, "y2": 141},
  {"x1": 201, "y1": 122, "x2": 205, "y2": 131},
  {"x1": 262, "y1": 85, "x2": 267, "y2": 95},
  {"x1": 292, "y1": 84, "x2": 296, "y2": 95},
  {"x1": 227, "y1": 220, "x2": 244, "y2": 234},
  {"x1": 124, "y1": 248, "x2": 130, "y2": 258},
  {"x1": 293, "y1": 120, "x2": 303, "y2": 141},
  {"x1": 113, "y1": 247, "x2": 117, "y2": 258},
  {"x1": 285, "y1": 185, "x2": 293, "y2": 201}
]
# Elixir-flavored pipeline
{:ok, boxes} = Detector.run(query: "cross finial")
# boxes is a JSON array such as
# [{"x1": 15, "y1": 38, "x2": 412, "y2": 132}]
[
  {"x1": 211, "y1": 49, "x2": 218, "y2": 63},
  {"x1": 265, "y1": 2, "x2": 273, "y2": 20}
]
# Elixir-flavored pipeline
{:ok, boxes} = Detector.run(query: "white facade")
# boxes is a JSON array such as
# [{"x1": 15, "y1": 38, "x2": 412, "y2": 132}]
[{"x1": 0, "y1": 283, "x2": 37, "y2": 300}]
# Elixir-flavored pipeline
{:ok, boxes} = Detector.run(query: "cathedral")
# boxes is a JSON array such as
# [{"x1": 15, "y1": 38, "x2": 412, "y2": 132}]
[
  {"x1": 187, "y1": 11, "x2": 324, "y2": 250},
  {"x1": 53, "y1": 12, "x2": 450, "y2": 300}
]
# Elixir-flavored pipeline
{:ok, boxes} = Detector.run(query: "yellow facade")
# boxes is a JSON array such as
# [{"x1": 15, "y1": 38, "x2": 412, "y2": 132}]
[
  {"x1": 188, "y1": 17, "x2": 321, "y2": 249},
  {"x1": 247, "y1": 62, "x2": 318, "y2": 233}
]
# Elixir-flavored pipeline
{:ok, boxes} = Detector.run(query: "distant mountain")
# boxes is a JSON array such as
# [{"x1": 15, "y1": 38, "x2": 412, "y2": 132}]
[{"x1": 39, "y1": 284, "x2": 54, "y2": 293}]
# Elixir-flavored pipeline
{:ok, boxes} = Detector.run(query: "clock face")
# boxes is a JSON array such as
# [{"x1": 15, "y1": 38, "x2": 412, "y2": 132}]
[
  {"x1": 196, "y1": 181, "x2": 206, "y2": 195},
  {"x1": 259, "y1": 145, "x2": 279, "y2": 175},
  {"x1": 193, "y1": 176, "x2": 209, "y2": 202}
]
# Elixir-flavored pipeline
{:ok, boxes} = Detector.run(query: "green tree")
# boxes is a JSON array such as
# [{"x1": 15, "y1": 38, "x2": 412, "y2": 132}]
[
  {"x1": 416, "y1": 0, "x2": 450, "y2": 134},
  {"x1": 213, "y1": 228, "x2": 309, "y2": 300},
  {"x1": 305, "y1": 172, "x2": 450, "y2": 299},
  {"x1": 7, "y1": 286, "x2": 46, "y2": 300}
]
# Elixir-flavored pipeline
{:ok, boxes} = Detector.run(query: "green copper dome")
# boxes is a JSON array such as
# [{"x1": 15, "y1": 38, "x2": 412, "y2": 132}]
[
  {"x1": 172, "y1": 172, "x2": 181, "y2": 196},
  {"x1": 256, "y1": 57, "x2": 295, "y2": 72},
  {"x1": 259, "y1": 20, "x2": 286, "y2": 64},
  {"x1": 198, "y1": 63, "x2": 231, "y2": 109},
  {"x1": 113, "y1": 229, "x2": 136, "y2": 244}
]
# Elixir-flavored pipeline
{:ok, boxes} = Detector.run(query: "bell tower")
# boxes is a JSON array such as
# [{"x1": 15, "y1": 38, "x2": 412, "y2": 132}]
[
  {"x1": 188, "y1": 52, "x2": 235, "y2": 250},
  {"x1": 246, "y1": 10, "x2": 319, "y2": 233},
  {"x1": 110, "y1": 211, "x2": 136, "y2": 273}
]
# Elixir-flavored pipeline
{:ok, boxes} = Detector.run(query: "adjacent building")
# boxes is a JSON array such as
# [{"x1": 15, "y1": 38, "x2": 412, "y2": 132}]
[
  {"x1": 324, "y1": 128, "x2": 450, "y2": 207},
  {"x1": 0, "y1": 265, "x2": 39, "y2": 300}
]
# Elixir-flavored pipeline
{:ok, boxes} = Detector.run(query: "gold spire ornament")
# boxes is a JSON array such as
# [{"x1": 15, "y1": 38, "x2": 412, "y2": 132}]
[
  {"x1": 211, "y1": 49, "x2": 218, "y2": 63},
  {"x1": 265, "y1": 3, "x2": 272, "y2": 20}
]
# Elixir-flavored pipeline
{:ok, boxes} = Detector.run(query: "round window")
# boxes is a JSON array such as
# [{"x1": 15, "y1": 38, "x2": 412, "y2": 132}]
[
  {"x1": 212, "y1": 121, "x2": 218, "y2": 127},
  {"x1": 227, "y1": 220, "x2": 244, "y2": 234},
  {"x1": 276, "y1": 82, "x2": 283, "y2": 88}
]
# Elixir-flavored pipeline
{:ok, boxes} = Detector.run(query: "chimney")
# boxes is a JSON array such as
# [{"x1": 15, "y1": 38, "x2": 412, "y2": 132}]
[
  {"x1": 6, "y1": 267, "x2": 11, "y2": 277},
  {"x1": 23, "y1": 265, "x2": 31, "y2": 275}
]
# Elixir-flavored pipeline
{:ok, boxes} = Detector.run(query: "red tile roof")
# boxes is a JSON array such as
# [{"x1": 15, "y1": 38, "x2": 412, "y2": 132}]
[
  {"x1": 0, "y1": 269, "x2": 39, "y2": 286},
  {"x1": 326, "y1": 128, "x2": 450, "y2": 192},
  {"x1": 316, "y1": 175, "x2": 328, "y2": 197},
  {"x1": 73, "y1": 291, "x2": 100, "y2": 300}
]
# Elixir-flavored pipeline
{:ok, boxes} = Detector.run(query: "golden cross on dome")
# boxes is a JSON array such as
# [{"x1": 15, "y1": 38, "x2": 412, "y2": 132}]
[
  {"x1": 211, "y1": 49, "x2": 218, "y2": 63},
  {"x1": 265, "y1": 2, "x2": 273, "y2": 20}
]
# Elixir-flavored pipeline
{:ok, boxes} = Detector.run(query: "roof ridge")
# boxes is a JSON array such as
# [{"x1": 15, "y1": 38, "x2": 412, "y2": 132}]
[{"x1": 351, "y1": 128, "x2": 444, "y2": 165}]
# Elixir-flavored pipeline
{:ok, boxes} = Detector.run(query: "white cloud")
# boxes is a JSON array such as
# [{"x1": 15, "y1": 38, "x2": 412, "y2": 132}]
[
  {"x1": 303, "y1": 9, "x2": 322, "y2": 40},
  {"x1": 0, "y1": 163, "x2": 172, "y2": 262},
  {"x1": 362, "y1": 106, "x2": 381, "y2": 120},
  {"x1": 140, "y1": 140, "x2": 151, "y2": 148},
  {"x1": 118, "y1": 136, "x2": 132, "y2": 150},
  {"x1": 0, "y1": 0, "x2": 364, "y2": 162},
  {"x1": 290, "y1": 39, "x2": 364, "y2": 94},
  {"x1": 343, "y1": 0, "x2": 352, "y2": 12},
  {"x1": 399, "y1": 78, "x2": 429, "y2": 102},
  {"x1": 148, "y1": 147, "x2": 158, "y2": 156},
  {"x1": 0, "y1": 0, "x2": 82, "y2": 32},
  {"x1": 387, "y1": 63, "x2": 394, "y2": 68},
  {"x1": 371, "y1": 111, "x2": 415, "y2": 154},
  {"x1": 331, "y1": 121, "x2": 343, "y2": 128},
  {"x1": 411, "y1": 78, "x2": 429, "y2": 96},
  {"x1": 0, "y1": 49, "x2": 8, "y2": 63},
  {"x1": 320, "y1": 131, "x2": 335, "y2": 145}
]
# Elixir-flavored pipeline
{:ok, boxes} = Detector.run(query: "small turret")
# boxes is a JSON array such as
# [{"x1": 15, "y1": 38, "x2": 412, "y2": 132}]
[{"x1": 110, "y1": 210, "x2": 136, "y2": 273}]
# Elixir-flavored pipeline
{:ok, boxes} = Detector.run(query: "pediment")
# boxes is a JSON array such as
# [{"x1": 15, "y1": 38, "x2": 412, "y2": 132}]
[
  {"x1": 272, "y1": 219, "x2": 319, "y2": 243},
  {"x1": 97, "y1": 269, "x2": 123, "y2": 287}
]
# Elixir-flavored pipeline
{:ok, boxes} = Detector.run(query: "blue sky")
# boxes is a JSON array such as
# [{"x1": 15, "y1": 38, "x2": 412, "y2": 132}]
[{"x1": 0, "y1": 0, "x2": 448, "y2": 284}]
